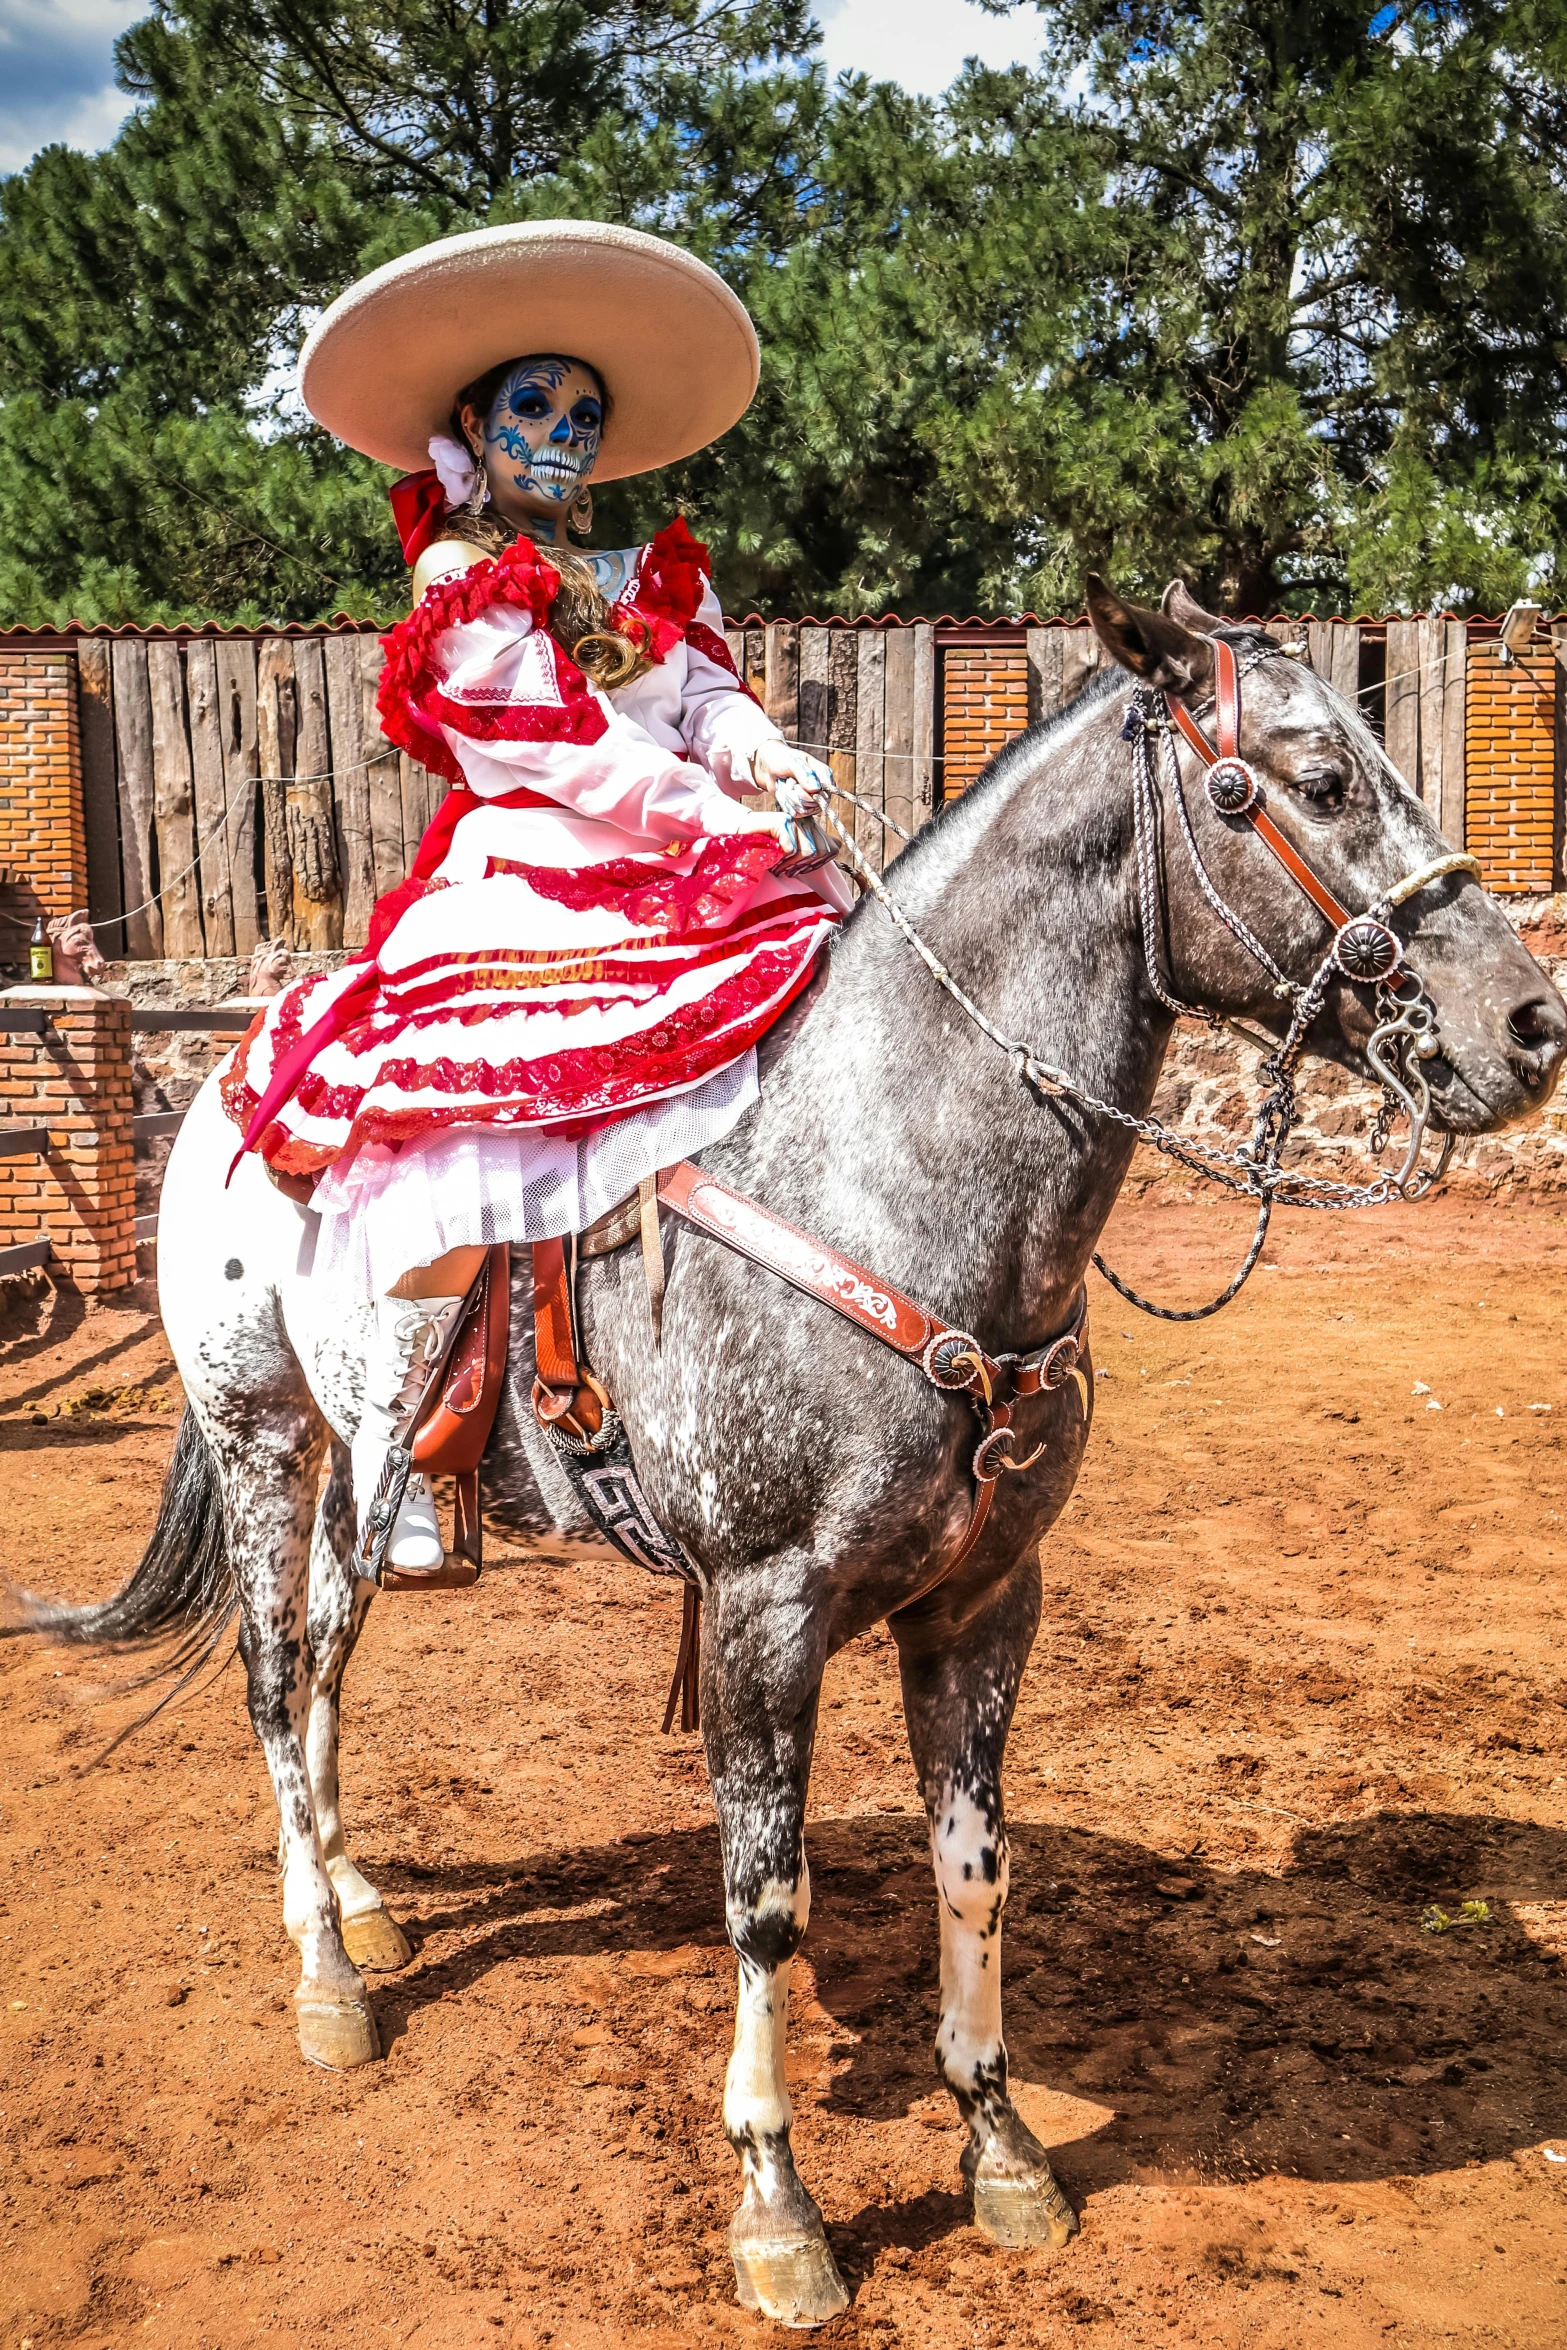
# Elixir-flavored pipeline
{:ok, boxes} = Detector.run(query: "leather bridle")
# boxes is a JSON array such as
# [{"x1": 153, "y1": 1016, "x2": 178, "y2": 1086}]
[{"x1": 1160, "y1": 635, "x2": 1479, "y2": 995}]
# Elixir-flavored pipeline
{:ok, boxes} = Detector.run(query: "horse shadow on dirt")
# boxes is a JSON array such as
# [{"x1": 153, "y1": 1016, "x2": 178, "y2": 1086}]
[{"x1": 365, "y1": 1800, "x2": 1567, "y2": 2246}]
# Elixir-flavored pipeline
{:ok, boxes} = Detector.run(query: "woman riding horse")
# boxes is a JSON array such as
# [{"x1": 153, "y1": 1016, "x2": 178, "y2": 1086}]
[{"x1": 224, "y1": 222, "x2": 850, "y2": 1576}]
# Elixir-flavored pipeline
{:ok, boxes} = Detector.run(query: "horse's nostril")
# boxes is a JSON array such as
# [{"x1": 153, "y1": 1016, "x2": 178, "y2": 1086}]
[{"x1": 1506, "y1": 996, "x2": 1567, "y2": 1056}]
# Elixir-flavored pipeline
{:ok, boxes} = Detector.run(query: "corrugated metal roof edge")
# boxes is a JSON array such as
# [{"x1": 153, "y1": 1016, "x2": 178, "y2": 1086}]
[
  {"x1": 734, "y1": 608, "x2": 1518, "y2": 629},
  {"x1": 0, "y1": 614, "x2": 386, "y2": 642},
  {"x1": 0, "y1": 607, "x2": 1546, "y2": 643}
]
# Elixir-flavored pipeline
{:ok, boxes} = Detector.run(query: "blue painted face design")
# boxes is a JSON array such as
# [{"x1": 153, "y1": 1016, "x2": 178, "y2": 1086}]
[{"x1": 484, "y1": 356, "x2": 604, "y2": 507}]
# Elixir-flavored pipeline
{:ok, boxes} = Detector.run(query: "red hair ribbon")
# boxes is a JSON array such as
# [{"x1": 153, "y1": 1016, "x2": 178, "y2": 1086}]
[{"x1": 389, "y1": 470, "x2": 451, "y2": 566}]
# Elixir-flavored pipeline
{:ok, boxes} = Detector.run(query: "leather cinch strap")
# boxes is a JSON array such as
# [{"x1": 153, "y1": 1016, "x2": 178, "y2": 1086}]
[{"x1": 1167, "y1": 638, "x2": 1354, "y2": 933}]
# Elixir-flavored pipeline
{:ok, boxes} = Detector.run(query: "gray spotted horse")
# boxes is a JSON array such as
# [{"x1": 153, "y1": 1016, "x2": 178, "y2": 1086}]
[{"x1": 10, "y1": 580, "x2": 1565, "y2": 2326}]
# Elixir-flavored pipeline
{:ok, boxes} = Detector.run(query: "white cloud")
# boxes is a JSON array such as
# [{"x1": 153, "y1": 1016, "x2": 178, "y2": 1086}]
[
  {"x1": 0, "y1": 0, "x2": 138, "y2": 174},
  {"x1": 0, "y1": 0, "x2": 1047, "y2": 177},
  {"x1": 816, "y1": 0, "x2": 1041, "y2": 95}
]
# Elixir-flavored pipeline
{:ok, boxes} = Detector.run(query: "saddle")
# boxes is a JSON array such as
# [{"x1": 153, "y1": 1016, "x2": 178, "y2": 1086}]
[{"x1": 368, "y1": 1167, "x2": 1088, "y2": 1749}]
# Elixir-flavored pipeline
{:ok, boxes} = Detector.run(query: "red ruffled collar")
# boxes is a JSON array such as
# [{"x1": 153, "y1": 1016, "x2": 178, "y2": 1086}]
[
  {"x1": 608, "y1": 517, "x2": 711, "y2": 663},
  {"x1": 374, "y1": 516, "x2": 712, "y2": 793},
  {"x1": 376, "y1": 536, "x2": 562, "y2": 786}
]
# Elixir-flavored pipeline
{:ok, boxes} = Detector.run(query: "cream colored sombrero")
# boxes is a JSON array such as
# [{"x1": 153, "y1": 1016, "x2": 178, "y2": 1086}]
[{"x1": 298, "y1": 220, "x2": 759, "y2": 484}]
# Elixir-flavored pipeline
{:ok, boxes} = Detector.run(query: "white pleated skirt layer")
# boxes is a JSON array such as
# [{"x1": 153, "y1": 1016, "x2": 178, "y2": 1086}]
[{"x1": 307, "y1": 1050, "x2": 758, "y2": 1295}]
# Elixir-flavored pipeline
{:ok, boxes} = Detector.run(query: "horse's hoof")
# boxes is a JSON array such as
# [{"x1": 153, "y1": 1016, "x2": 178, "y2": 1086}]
[
  {"x1": 731, "y1": 2232, "x2": 850, "y2": 2327},
  {"x1": 295, "y1": 1995, "x2": 380, "y2": 2071},
  {"x1": 340, "y1": 1905, "x2": 412, "y2": 1972},
  {"x1": 972, "y1": 2166, "x2": 1079, "y2": 2250}
]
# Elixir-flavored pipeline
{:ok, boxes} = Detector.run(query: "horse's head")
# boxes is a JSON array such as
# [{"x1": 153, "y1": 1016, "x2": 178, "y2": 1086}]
[{"x1": 1086, "y1": 576, "x2": 1567, "y2": 1133}]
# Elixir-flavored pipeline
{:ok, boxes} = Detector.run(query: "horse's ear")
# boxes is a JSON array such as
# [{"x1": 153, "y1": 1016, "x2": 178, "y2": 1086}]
[
  {"x1": 1085, "y1": 574, "x2": 1214, "y2": 697},
  {"x1": 1161, "y1": 578, "x2": 1225, "y2": 633}
]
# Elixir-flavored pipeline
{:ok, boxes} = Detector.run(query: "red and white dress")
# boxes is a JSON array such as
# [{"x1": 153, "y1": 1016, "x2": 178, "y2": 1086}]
[{"x1": 223, "y1": 519, "x2": 849, "y2": 1290}]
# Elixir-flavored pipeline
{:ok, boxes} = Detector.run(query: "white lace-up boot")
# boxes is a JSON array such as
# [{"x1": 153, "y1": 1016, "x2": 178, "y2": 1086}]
[{"x1": 352, "y1": 1293, "x2": 466, "y2": 1575}]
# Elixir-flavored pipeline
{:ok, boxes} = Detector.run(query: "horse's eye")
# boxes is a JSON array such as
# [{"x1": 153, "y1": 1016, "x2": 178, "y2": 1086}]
[{"x1": 1294, "y1": 767, "x2": 1347, "y2": 811}]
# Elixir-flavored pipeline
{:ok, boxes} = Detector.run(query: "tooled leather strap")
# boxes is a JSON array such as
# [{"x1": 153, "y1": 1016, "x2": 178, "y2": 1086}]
[
  {"x1": 658, "y1": 1159, "x2": 949, "y2": 1368},
  {"x1": 657, "y1": 1160, "x2": 1087, "y2": 1392},
  {"x1": 533, "y1": 1235, "x2": 578, "y2": 1390},
  {"x1": 657, "y1": 1161, "x2": 1089, "y2": 1576},
  {"x1": 1166, "y1": 638, "x2": 1354, "y2": 933}
]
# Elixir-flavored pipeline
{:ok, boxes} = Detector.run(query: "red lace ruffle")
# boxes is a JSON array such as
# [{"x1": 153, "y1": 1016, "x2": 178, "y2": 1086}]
[
  {"x1": 376, "y1": 536, "x2": 566, "y2": 785},
  {"x1": 219, "y1": 905, "x2": 830, "y2": 1176},
  {"x1": 479, "y1": 835, "x2": 785, "y2": 939},
  {"x1": 252, "y1": 941, "x2": 822, "y2": 1171}
]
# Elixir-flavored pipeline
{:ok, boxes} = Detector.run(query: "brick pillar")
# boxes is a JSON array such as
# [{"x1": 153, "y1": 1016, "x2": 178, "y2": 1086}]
[
  {"x1": 0, "y1": 645, "x2": 85, "y2": 965},
  {"x1": 940, "y1": 640, "x2": 1031, "y2": 798},
  {"x1": 1463, "y1": 636, "x2": 1557, "y2": 893},
  {"x1": 0, "y1": 988, "x2": 136, "y2": 1293}
]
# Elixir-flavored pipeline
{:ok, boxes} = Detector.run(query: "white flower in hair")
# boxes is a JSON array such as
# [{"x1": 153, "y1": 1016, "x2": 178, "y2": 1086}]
[{"x1": 428, "y1": 432, "x2": 477, "y2": 508}]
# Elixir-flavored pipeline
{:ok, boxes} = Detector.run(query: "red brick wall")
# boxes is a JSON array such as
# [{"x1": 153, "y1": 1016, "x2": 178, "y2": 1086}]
[
  {"x1": 940, "y1": 642, "x2": 1031, "y2": 797},
  {"x1": 1463, "y1": 638, "x2": 1557, "y2": 894},
  {"x1": 0, "y1": 648, "x2": 85, "y2": 961},
  {"x1": 0, "y1": 995, "x2": 136, "y2": 1293}
]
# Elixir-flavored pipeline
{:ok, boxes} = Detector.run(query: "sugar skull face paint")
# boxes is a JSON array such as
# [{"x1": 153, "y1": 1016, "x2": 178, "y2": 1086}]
[{"x1": 482, "y1": 356, "x2": 604, "y2": 512}]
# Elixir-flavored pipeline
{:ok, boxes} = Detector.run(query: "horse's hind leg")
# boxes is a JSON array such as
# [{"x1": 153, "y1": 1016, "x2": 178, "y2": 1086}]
[
  {"x1": 305, "y1": 1440, "x2": 411, "y2": 1973},
  {"x1": 216, "y1": 1408, "x2": 379, "y2": 2070},
  {"x1": 704, "y1": 1575, "x2": 849, "y2": 2328},
  {"x1": 894, "y1": 1558, "x2": 1078, "y2": 2249}
]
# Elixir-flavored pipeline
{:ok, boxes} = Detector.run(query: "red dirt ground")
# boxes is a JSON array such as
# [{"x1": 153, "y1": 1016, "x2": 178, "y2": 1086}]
[{"x1": 2, "y1": 1191, "x2": 1566, "y2": 2350}]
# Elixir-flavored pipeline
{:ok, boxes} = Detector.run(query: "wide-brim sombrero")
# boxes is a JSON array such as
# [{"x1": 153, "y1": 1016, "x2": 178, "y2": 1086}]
[{"x1": 298, "y1": 221, "x2": 760, "y2": 484}]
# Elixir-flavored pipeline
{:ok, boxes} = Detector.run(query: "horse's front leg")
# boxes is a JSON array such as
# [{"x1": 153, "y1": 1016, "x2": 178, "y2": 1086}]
[
  {"x1": 894, "y1": 1556, "x2": 1078, "y2": 2249},
  {"x1": 210, "y1": 1402, "x2": 379, "y2": 2072},
  {"x1": 304, "y1": 1441, "x2": 412, "y2": 1973},
  {"x1": 704, "y1": 1571, "x2": 850, "y2": 2328}
]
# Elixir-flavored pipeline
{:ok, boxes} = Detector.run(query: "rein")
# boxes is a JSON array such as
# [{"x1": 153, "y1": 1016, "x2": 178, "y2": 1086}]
[{"x1": 819, "y1": 634, "x2": 1481, "y2": 1321}]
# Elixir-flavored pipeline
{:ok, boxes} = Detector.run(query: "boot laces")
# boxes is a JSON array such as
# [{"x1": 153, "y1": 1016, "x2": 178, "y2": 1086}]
[{"x1": 386, "y1": 1303, "x2": 456, "y2": 1419}]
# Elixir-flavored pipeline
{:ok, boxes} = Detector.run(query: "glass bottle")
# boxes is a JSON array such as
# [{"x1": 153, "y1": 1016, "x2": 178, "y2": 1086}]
[{"x1": 29, "y1": 915, "x2": 53, "y2": 983}]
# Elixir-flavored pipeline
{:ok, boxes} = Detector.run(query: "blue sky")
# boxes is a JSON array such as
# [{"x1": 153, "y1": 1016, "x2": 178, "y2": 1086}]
[{"x1": 0, "y1": 0, "x2": 1044, "y2": 174}]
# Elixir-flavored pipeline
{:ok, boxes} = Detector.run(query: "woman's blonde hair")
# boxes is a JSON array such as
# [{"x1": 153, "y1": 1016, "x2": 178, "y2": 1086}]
[{"x1": 448, "y1": 357, "x2": 649, "y2": 693}]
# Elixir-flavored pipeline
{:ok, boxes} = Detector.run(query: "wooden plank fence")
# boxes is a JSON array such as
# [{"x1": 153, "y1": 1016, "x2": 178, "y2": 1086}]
[
  {"x1": 79, "y1": 633, "x2": 445, "y2": 958},
  {"x1": 730, "y1": 622, "x2": 937, "y2": 871},
  {"x1": 50, "y1": 610, "x2": 1557, "y2": 959},
  {"x1": 77, "y1": 622, "x2": 941, "y2": 955}
]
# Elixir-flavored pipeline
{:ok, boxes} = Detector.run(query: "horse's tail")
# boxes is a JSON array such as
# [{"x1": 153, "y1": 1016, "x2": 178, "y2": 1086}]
[{"x1": 1, "y1": 1405, "x2": 236, "y2": 1754}]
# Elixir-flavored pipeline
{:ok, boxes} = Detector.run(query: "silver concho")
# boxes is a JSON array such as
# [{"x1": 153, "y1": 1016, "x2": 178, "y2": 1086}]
[
  {"x1": 1334, "y1": 916, "x2": 1402, "y2": 984},
  {"x1": 1206, "y1": 757, "x2": 1258, "y2": 816},
  {"x1": 924, "y1": 1329, "x2": 987, "y2": 1391},
  {"x1": 973, "y1": 1427, "x2": 1014, "y2": 1483}
]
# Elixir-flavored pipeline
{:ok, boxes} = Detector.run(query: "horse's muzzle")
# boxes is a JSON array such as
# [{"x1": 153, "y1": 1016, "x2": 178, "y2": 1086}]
[{"x1": 1504, "y1": 990, "x2": 1567, "y2": 1101}]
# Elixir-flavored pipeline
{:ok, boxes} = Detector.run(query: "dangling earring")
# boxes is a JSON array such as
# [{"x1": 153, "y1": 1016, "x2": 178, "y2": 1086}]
[
  {"x1": 568, "y1": 486, "x2": 593, "y2": 538},
  {"x1": 466, "y1": 455, "x2": 488, "y2": 518}
]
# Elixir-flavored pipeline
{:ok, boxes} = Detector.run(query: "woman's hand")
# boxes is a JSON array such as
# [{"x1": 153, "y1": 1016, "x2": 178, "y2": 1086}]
[
  {"x1": 749, "y1": 742, "x2": 835, "y2": 871},
  {"x1": 703, "y1": 797, "x2": 833, "y2": 877},
  {"x1": 752, "y1": 740, "x2": 835, "y2": 824}
]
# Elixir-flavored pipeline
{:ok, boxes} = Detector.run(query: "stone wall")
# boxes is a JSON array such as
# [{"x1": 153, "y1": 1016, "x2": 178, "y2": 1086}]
[
  {"x1": 105, "y1": 953, "x2": 345, "y2": 1225},
  {"x1": 1135, "y1": 901, "x2": 1567, "y2": 1201}
]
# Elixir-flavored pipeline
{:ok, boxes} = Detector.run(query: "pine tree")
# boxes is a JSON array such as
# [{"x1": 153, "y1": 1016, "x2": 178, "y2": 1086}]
[
  {"x1": 977, "y1": 0, "x2": 1567, "y2": 612},
  {"x1": 0, "y1": 0, "x2": 823, "y2": 624},
  {"x1": 1, "y1": 0, "x2": 1564, "y2": 623}
]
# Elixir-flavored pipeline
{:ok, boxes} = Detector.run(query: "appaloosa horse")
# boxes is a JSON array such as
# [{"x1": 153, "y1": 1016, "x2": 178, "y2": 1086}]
[{"x1": 11, "y1": 582, "x2": 1565, "y2": 2325}]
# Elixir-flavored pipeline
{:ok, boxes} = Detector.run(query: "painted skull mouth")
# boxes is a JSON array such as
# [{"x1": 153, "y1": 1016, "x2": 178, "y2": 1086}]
[{"x1": 526, "y1": 452, "x2": 590, "y2": 484}]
